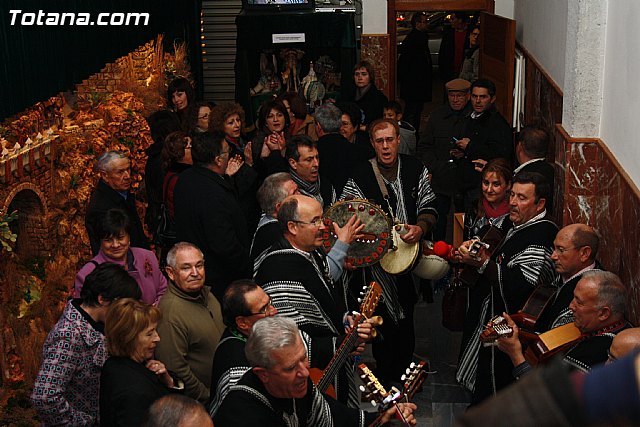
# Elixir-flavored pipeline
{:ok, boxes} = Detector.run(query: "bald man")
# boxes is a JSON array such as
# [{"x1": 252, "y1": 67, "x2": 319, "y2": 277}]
[
  {"x1": 534, "y1": 223, "x2": 601, "y2": 332},
  {"x1": 607, "y1": 327, "x2": 640, "y2": 363}
]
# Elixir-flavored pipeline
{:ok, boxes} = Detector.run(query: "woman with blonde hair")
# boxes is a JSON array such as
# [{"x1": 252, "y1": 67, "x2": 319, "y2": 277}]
[{"x1": 100, "y1": 299, "x2": 183, "y2": 426}]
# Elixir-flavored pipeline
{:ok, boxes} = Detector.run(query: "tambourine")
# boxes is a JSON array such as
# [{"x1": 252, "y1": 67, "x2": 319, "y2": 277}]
[{"x1": 322, "y1": 199, "x2": 392, "y2": 267}]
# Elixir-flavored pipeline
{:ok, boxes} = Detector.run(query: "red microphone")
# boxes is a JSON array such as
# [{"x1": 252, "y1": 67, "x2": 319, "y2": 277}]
[{"x1": 432, "y1": 241, "x2": 454, "y2": 260}]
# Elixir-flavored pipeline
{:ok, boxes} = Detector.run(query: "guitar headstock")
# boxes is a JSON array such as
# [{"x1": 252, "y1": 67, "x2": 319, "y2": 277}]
[
  {"x1": 358, "y1": 281, "x2": 382, "y2": 318},
  {"x1": 400, "y1": 361, "x2": 428, "y2": 401},
  {"x1": 357, "y1": 363, "x2": 396, "y2": 408},
  {"x1": 480, "y1": 315, "x2": 514, "y2": 344}
]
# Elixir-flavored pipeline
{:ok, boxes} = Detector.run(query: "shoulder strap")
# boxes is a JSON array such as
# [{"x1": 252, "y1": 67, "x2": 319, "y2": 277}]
[{"x1": 368, "y1": 158, "x2": 389, "y2": 199}]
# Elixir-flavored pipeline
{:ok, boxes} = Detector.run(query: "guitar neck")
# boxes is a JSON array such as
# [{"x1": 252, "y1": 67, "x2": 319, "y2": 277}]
[
  {"x1": 316, "y1": 315, "x2": 363, "y2": 392},
  {"x1": 369, "y1": 403, "x2": 410, "y2": 427}
]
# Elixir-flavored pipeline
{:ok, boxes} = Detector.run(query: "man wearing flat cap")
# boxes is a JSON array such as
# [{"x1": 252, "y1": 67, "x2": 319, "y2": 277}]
[{"x1": 417, "y1": 78, "x2": 473, "y2": 241}]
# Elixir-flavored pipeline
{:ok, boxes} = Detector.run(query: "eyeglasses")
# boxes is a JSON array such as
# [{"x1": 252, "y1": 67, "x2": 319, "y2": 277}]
[
  {"x1": 246, "y1": 298, "x2": 274, "y2": 316},
  {"x1": 292, "y1": 218, "x2": 324, "y2": 227},
  {"x1": 198, "y1": 113, "x2": 210, "y2": 120}
]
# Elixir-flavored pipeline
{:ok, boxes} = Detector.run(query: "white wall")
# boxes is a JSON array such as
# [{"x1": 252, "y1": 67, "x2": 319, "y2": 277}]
[
  {"x1": 600, "y1": 0, "x2": 640, "y2": 185},
  {"x1": 362, "y1": 0, "x2": 387, "y2": 34},
  {"x1": 494, "y1": 0, "x2": 514, "y2": 19},
  {"x1": 514, "y1": 0, "x2": 568, "y2": 89}
]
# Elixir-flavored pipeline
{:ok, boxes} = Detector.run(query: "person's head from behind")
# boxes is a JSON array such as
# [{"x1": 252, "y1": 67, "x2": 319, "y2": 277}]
[
  {"x1": 517, "y1": 125, "x2": 550, "y2": 162},
  {"x1": 353, "y1": 61, "x2": 375, "y2": 89},
  {"x1": 337, "y1": 102, "x2": 362, "y2": 142},
  {"x1": 607, "y1": 327, "x2": 640, "y2": 364},
  {"x1": 167, "y1": 77, "x2": 195, "y2": 112},
  {"x1": 161, "y1": 131, "x2": 192, "y2": 171},
  {"x1": 105, "y1": 298, "x2": 162, "y2": 363},
  {"x1": 257, "y1": 172, "x2": 299, "y2": 217},
  {"x1": 285, "y1": 135, "x2": 319, "y2": 183},
  {"x1": 210, "y1": 102, "x2": 245, "y2": 140},
  {"x1": 314, "y1": 102, "x2": 342, "y2": 134},
  {"x1": 509, "y1": 171, "x2": 549, "y2": 226},
  {"x1": 246, "y1": 317, "x2": 309, "y2": 399},
  {"x1": 146, "y1": 110, "x2": 182, "y2": 145},
  {"x1": 191, "y1": 131, "x2": 230, "y2": 173},
  {"x1": 97, "y1": 209, "x2": 132, "y2": 262},
  {"x1": 481, "y1": 158, "x2": 512, "y2": 206},
  {"x1": 223, "y1": 279, "x2": 277, "y2": 335},
  {"x1": 383, "y1": 101, "x2": 404, "y2": 123},
  {"x1": 80, "y1": 263, "x2": 141, "y2": 322},
  {"x1": 144, "y1": 394, "x2": 213, "y2": 427},
  {"x1": 279, "y1": 92, "x2": 308, "y2": 123},
  {"x1": 98, "y1": 151, "x2": 131, "y2": 192}
]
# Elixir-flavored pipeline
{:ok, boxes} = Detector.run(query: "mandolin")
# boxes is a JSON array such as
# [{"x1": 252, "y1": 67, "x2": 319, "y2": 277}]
[
  {"x1": 310, "y1": 281, "x2": 383, "y2": 398},
  {"x1": 358, "y1": 361, "x2": 428, "y2": 427}
]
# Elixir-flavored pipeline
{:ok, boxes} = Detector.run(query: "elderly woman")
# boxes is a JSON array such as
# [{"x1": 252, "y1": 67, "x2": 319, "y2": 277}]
[
  {"x1": 346, "y1": 60, "x2": 388, "y2": 126},
  {"x1": 100, "y1": 299, "x2": 183, "y2": 427},
  {"x1": 278, "y1": 92, "x2": 318, "y2": 141},
  {"x1": 337, "y1": 101, "x2": 375, "y2": 162},
  {"x1": 75, "y1": 208, "x2": 167, "y2": 305},
  {"x1": 193, "y1": 101, "x2": 215, "y2": 133},
  {"x1": 167, "y1": 77, "x2": 197, "y2": 132},
  {"x1": 31, "y1": 264, "x2": 141, "y2": 426}
]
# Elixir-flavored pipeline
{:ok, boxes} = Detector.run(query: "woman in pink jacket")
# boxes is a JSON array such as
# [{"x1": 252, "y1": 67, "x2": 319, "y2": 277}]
[{"x1": 75, "y1": 208, "x2": 167, "y2": 305}]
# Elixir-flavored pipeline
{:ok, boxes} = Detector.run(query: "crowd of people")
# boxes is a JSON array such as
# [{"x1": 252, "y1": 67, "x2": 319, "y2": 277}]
[{"x1": 28, "y1": 46, "x2": 640, "y2": 426}]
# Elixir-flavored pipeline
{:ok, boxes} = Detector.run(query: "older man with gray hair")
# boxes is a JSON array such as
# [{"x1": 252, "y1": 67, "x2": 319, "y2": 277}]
[
  {"x1": 251, "y1": 172, "x2": 298, "y2": 262},
  {"x1": 85, "y1": 150, "x2": 148, "y2": 254},
  {"x1": 214, "y1": 316, "x2": 417, "y2": 427},
  {"x1": 314, "y1": 102, "x2": 359, "y2": 194}
]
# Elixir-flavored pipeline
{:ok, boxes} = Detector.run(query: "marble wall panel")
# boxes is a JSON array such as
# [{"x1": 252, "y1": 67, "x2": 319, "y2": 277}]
[{"x1": 360, "y1": 34, "x2": 390, "y2": 98}]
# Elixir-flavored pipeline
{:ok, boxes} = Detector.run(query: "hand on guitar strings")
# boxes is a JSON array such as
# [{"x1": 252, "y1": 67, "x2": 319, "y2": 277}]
[
  {"x1": 332, "y1": 214, "x2": 365, "y2": 245},
  {"x1": 380, "y1": 402, "x2": 418, "y2": 425},
  {"x1": 457, "y1": 239, "x2": 489, "y2": 267},
  {"x1": 398, "y1": 224, "x2": 423, "y2": 244},
  {"x1": 496, "y1": 312, "x2": 526, "y2": 366}
]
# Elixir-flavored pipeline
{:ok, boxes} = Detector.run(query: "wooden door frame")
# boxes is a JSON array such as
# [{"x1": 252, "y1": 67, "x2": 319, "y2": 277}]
[{"x1": 386, "y1": 0, "x2": 495, "y2": 100}]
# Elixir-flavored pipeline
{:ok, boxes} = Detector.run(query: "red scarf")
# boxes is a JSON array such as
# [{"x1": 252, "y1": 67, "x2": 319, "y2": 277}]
[{"x1": 482, "y1": 197, "x2": 509, "y2": 219}]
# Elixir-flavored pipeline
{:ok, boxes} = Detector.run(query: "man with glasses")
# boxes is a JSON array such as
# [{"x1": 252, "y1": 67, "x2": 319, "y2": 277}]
[
  {"x1": 418, "y1": 78, "x2": 473, "y2": 241},
  {"x1": 209, "y1": 279, "x2": 278, "y2": 417},
  {"x1": 174, "y1": 131, "x2": 252, "y2": 300},
  {"x1": 254, "y1": 194, "x2": 372, "y2": 407},
  {"x1": 155, "y1": 242, "x2": 225, "y2": 404},
  {"x1": 342, "y1": 118, "x2": 438, "y2": 386}
]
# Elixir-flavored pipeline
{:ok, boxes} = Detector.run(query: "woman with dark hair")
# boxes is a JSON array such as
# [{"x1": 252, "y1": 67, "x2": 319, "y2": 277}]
[
  {"x1": 167, "y1": 77, "x2": 197, "y2": 132},
  {"x1": 75, "y1": 208, "x2": 167, "y2": 305},
  {"x1": 100, "y1": 299, "x2": 183, "y2": 427},
  {"x1": 193, "y1": 101, "x2": 215, "y2": 133},
  {"x1": 337, "y1": 101, "x2": 375, "y2": 162},
  {"x1": 278, "y1": 92, "x2": 318, "y2": 141},
  {"x1": 251, "y1": 99, "x2": 290, "y2": 178},
  {"x1": 463, "y1": 158, "x2": 512, "y2": 240},
  {"x1": 31, "y1": 264, "x2": 141, "y2": 426},
  {"x1": 210, "y1": 102, "x2": 260, "y2": 233},
  {"x1": 459, "y1": 26, "x2": 480, "y2": 82},
  {"x1": 347, "y1": 60, "x2": 388, "y2": 126},
  {"x1": 397, "y1": 11, "x2": 433, "y2": 133}
]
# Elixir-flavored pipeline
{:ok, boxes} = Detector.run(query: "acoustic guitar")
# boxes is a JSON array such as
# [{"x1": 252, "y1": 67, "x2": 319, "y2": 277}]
[
  {"x1": 457, "y1": 225, "x2": 505, "y2": 287},
  {"x1": 310, "y1": 281, "x2": 383, "y2": 398},
  {"x1": 524, "y1": 322, "x2": 582, "y2": 366},
  {"x1": 358, "y1": 361, "x2": 428, "y2": 427}
]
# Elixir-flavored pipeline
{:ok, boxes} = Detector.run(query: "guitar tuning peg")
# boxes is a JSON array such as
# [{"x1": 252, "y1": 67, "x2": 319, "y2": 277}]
[
  {"x1": 401, "y1": 374, "x2": 406, "y2": 381},
  {"x1": 360, "y1": 374, "x2": 367, "y2": 380},
  {"x1": 370, "y1": 400, "x2": 377, "y2": 407},
  {"x1": 409, "y1": 362, "x2": 416, "y2": 368},
  {"x1": 359, "y1": 385, "x2": 366, "y2": 392},
  {"x1": 405, "y1": 368, "x2": 411, "y2": 375},
  {"x1": 357, "y1": 298, "x2": 362, "y2": 303}
]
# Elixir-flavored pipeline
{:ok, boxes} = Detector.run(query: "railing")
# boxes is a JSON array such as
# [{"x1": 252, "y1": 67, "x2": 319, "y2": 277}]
[{"x1": 0, "y1": 135, "x2": 57, "y2": 185}]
